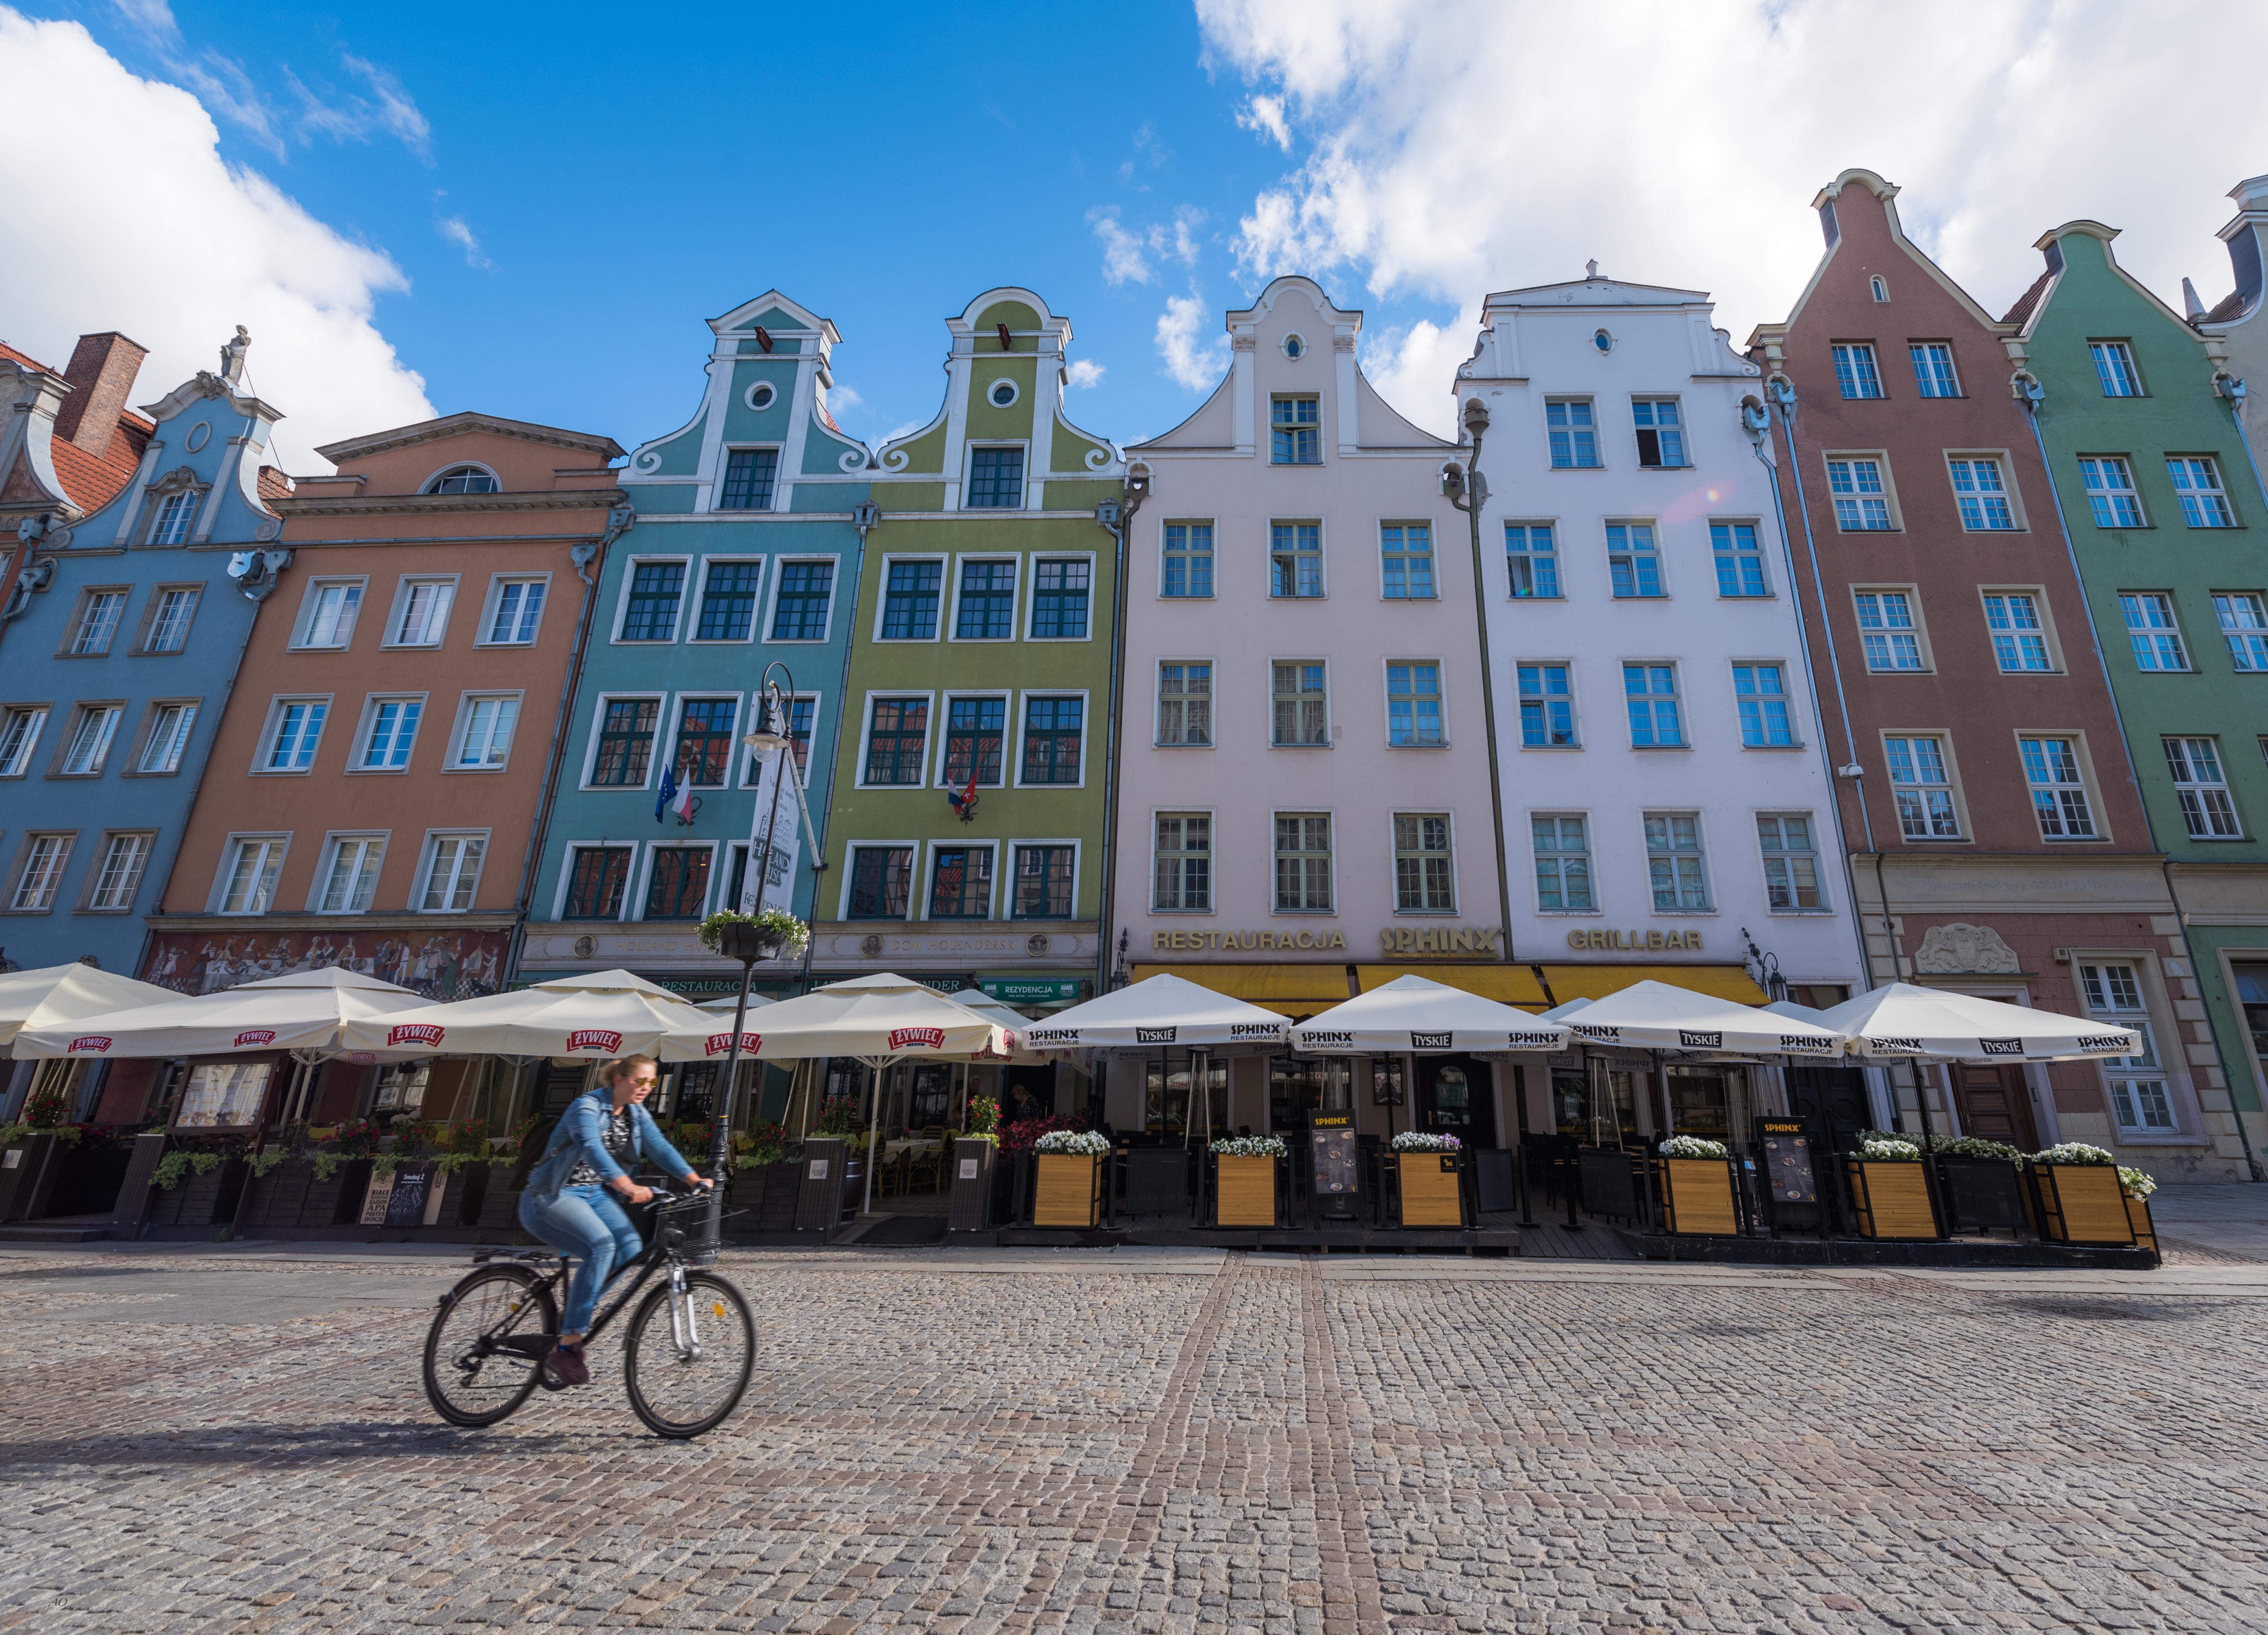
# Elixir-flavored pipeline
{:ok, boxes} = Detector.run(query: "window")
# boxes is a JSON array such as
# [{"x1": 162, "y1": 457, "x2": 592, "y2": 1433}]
[
  {"x1": 86, "y1": 832, "x2": 151, "y2": 912},
  {"x1": 2081, "y1": 457, "x2": 2145, "y2": 527},
  {"x1": 2021, "y1": 736, "x2": 2097, "y2": 839},
  {"x1": 1386, "y1": 663, "x2": 1443, "y2": 747},
  {"x1": 590, "y1": 698, "x2": 659, "y2": 786},
  {"x1": 1546, "y1": 399, "x2": 1599, "y2": 468},
  {"x1": 1757, "y1": 815, "x2": 1823, "y2": 911},
  {"x1": 1949, "y1": 457, "x2": 2015, "y2": 530},
  {"x1": 1012, "y1": 845, "x2": 1074, "y2": 919},
  {"x1": 847, "y1": 847, "x2": 912, "y2": 918},
  {"x1": 1632, "y1": 399, "x2": 1685, "y2": 467},
  {"x1": 1734, "y1": 664, "x2": 1796, "y2": 747},
  {"x1": 317, "y1": 836, "x2": 385, "y2": 914},
  {"x1": 299, "y1": 581, "x2": 363, "y2": 648},
  {"x1": 390, "y1": 579, "x2": 455, "y2": 646},
  {"x1": 1711, "y1": 522, "x2": 1767, "y2": 597},
  {"x1": 563, "y1": 846, "x2": 631, "y2": 919},
  {"x1": 694, "y1": 561, "x2": 761, "y2": 641},
  {"x1": 863, "y1": 698, "x2": 929, "y2": 784},
  {"x1": 1531, "y1": 816, "x2": 1593, "y2": 910},
  {"x1": 718, "y1": 448, "x2": 779, "y2": 511},
  {"x1": 966, "y1": 446, "x2": 1024, "y2": 507},
  {"x1": 1623, "y1": 664, "x2": 1682, "y2": 747},
  {"x1": 1886, "y1": 736, "x2": 1960, "y2": 839},
  {"x1": 881, "y1": 560, "x2": 944, "y2": 640},
  {"x1": 670, "y1": 698, "x2": 734, "y2": 787},
  {"x1": 1984, "y1": 593, "x2": 2054, "y2": 672},
  {"x1": 740, "y1": 695, "x2": 816, "y2": 785},
  {"x1": 1021, "y1": 697, "x2": 1083, "y2": 784},
  {"x1": 620, "y1": 562, "x2": 686, "y2": 641},
  {"x1": 2168, "y1": 458, "x2": 2236, "y2": 528},
  {"x1": 951, "y1": 560, "x2": 1013, "y2": 639},
  {"x1": 1270, "y1": 396, "x2": 1320, "y2": 464},
  {"x1": 259, "y1": 699, "x2": 325, "y2": 772},
  {"x1": 2215, "y1": 593, "x2": 2268, "y2": 671},
  {"x1": 144, "y1": 587, "x2": 198, "y2": 653},
  {"x1": 643, "y1": 847, "x2": 711, "y2": 920},
  {"x1": 1162, "y1": 523, "x2": 1213, "y2": 598},
  {"x1": 1607, "y1": 522, "x2": 1662, "y2": 598},
  {"x1": 1644, "y1": 813, "x2": 1710, "y2": 910},
  {"x1": 1380, "y1": 524, "x2": 1434, "y2": 598},
  {"x1": 1153, "y1": 815, "x2": 1210, "y2": 911},
  {"x1": 10, "y1": 836, "x2": 70, "y2": 912},
  {"x1": 939, "y1": 696, "x2": 1008, "y2": 789},
  {"x1": 137, "y1": 702, "x2": 197, "y2": 773},
  {"x1": 770, "y1": 561, "x2": 834, "y2": 640},
  {"x1": 1273, "y1": 814, "x2": 1332, "y2": 911},
  {"x1": 425, "y1": 464, "x2": 499, "y2": 495},
  {"x1": 2081, "y1": 963, "x2": 2175, "y2": 1134},
  {"x1": 218, "y1": 837, "x2": 285, "y2": 914},
  {"x1": 1518, "y1": 663, "x2": 1576, "y2": 747},
  {"x1": 1272, "y1": 663, "x2": 1328, "y2": 746},
  {"x1": 1832, "y1": 343, "x2": 1884, "y2": 399},
  {"x1": 2120, "y1": 593, "x2": 2189, "y2": 671},
  {"x1": 928, "y1": 846, "x2": 994, "y2": 919},
  {"x1": 2089, "y1": 342, "x2": 2141, "y2": 398},
  {"x1": 148, "y1": 489, "x2": 198, "y2": 544},
  {"x1": 1909, "y1": 343, "x2": 1960, "y2": 398},
  {"x1": 1031, "y1": 558, "x2": 1090, "y2": 637},
  {"x1": 350, "y1": 697, "x2": 419, "y2": 772},
  {"x1": 0, "y1": 708, "x2": 46, "y2": 777},
  {"x1": 1505, "y1": 523, "x2": 1560, "y2": 597},
  {"x1": 419, "y1": 834, "x2": 486, "y2": 912},
  {"x1": 69, "y1": 590, "x2": 126, "y2": 656},
  {"x1": 1827, "y1": 459, "x2": 1893, "y2": 529},
  {"x1": 60, "y1": 705, "x2": 122, "y2": 775},
  {"x1": 452, "y1": 695, "x2": 520, "y2": 773},
  {"x1": 1856, "y1": 592, "x2": 1925, "y2": 671},
  {"x1": 1270, "y1": 522, "x2": 1322, "y2": 598},
  {"x1": 1393, "y1": 813, "x2": 1454, "y2": 912},
  {"x1": 1870, "y1": 276, "x2": 1890, "y2": 303},
  {"x1": 2165, "y1": 738, "x2": 2242, "y2": 839},
  {"x1": 485, "y1": 578, "x2": 547, "y2": 644},
  {"x1": 1157, "y1": 663, "x2": 1211, "y2": 746}
]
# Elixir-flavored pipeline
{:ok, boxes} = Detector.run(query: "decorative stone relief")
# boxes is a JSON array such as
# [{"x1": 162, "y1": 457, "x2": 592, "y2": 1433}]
[{"x1": 1913, "y1": 922, "x2": 2021, "y2": 975}]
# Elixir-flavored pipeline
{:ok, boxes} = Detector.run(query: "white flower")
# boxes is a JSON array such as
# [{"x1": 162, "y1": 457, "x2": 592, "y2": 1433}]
[
  {"x1": 1392, "y1": 1131, "x2": 1461, "y2": 1152},
  {"x1": 1857, "y1": 1137, "x2": 1922, "y2": 1163},
  {"x1": 1033, "y1": 1129, "x2": 1110, "y2": 1155},
  {"x1": 1659, "y1": 1136, "x2": 1729, "y2": 1160},
  {"x1": 2032, "y1": 1142, "x2": 2117, "y2": 1167},
  {"x1": 1210, "y1": 1135, "x2": 1287, "y2": 1158},
  {"x1": 2117, "y1": 1166, "x2": 2158, "y2": 1198}
]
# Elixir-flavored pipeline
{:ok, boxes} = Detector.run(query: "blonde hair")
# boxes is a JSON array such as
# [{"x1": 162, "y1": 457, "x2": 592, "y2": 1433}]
[{"x1": 597, "y1": 1054, "x2": 660, "y2": 1087}]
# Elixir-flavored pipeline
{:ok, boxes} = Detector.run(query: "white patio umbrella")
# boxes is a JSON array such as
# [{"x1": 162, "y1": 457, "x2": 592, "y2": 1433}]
[
  {"x1": 15, "y1": 965, "x2": 428, "y2": 1061},
  {"x1": 1290, "y1": 974, "x2": 1569, "y2": 1055},
  {"x1": 1560, "y1": 979, "x2": 1845, "y2": 1059},
  {"x1": 0, "y1": 964, "x2": 178, "y2": 1057},
  {"x1": 336, "y1": 969, "x2": 729, "y2": 1062},
  {"x1": 1021, "y1": 972, "x2": 1288, "y2": 1050},
  {"x1": 1815, "y1": 982, "x2": 2140, "y2": 1063},
  {"x1": 1539, "y1": 996, "x2": 1593, "y2": 1023}
]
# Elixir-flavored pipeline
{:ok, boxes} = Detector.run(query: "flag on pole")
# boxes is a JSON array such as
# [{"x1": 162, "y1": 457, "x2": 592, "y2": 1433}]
[{"x1": 654, "y1": 765, "x2": 677, "y2": 824}]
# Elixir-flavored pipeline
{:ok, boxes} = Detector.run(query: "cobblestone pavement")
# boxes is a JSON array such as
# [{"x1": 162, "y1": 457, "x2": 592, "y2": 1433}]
[{"x1": 3, "y1": 1247, "x2": 2268, "y2": 1634}]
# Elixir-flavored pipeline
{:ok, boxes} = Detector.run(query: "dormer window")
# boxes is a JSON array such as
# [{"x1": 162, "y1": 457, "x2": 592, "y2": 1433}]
[
  {"x1": 425, "y1": 464, "x2": 499, "y2": 496},
  {"x1": 149, "y1": 490, "x2": 199, "y2": 545}
]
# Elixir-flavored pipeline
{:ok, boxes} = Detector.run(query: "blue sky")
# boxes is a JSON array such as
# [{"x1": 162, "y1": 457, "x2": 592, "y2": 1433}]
[{"x1": 7, "y1": 2, "x2": 2265, "y2": 468}]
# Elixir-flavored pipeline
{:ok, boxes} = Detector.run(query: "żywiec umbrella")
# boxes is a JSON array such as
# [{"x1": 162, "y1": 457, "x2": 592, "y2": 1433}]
[
  {"x1": 1289, "y1": 974, "x2": 1569, "y2": 1056},
  {"x1": 337, "y1": 970, "x2": 731, "y2": 1062},
  {"x1": 0, "y1": 964, "x2": 178, "y2": 1057},
  {"x1": 1559, "y1": 979, "x2": 1845, "y2": 1058},
  {"x1": 14, "y1": 965, "x2": 428, "y2": 1060},
  {"x1": 1815, "y1": 983, "x2": 2140, "y2": 1063},
  {"x1": 1021, "y1": 972, "x2": 1287, "y2": 1050}
]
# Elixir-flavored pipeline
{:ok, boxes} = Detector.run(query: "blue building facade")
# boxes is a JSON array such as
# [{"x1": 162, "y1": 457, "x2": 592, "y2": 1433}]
[{"x1": 516, "y1": 291, "x2": 871, "y2": 1003}]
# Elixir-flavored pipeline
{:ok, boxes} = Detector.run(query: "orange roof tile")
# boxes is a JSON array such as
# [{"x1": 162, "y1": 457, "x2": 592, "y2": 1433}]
[{"x1": 1, "y1": 336, "x2": 151, "y2": 514}]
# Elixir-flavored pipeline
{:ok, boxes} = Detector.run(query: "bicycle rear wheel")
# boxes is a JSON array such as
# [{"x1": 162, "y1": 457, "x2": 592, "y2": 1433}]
[
  {"x1": 424, "y1": 1265, "x2": 557, "y2": 1427},
  {"x1": 623, "y1": 1270, "x2": 754, "y2": 1439}
]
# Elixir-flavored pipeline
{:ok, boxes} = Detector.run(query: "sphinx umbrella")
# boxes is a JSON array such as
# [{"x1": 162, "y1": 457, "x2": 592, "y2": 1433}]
[
  {"x1": 0, "y1": 963, "x2": 178, "y2": 1058},
  {"x1": 14, "y1": 965, "x2": 429, "y2": 1061},
  {"x1": 337, "y1": 969, "x2": 731, "y2": 1062},
  {"x1": 1556, "y1": 979, "x2": 1847, "y2": 1142},
  {"x1": 1814, "y1": 983, "x2": 2141, "y2": 1064},
  {"x1": 1020, "y1": 972, "x2": 1288, "y2": 1051},
  {"x1": 1290, "y1": 974, "x2": 1569, "y2": 1056}
]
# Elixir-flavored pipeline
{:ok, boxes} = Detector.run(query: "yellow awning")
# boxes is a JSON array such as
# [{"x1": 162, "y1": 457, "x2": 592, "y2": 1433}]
[
  {"x1": 1353, "y1": 964, "x2": 1551, "y2": 1005},
  {"x1": 1132, "y1": 963, "x2": 1354, "y2": 1003},
  {"x1": 1537, "y1": 964, "x2": 1770, "y2": 1004}
]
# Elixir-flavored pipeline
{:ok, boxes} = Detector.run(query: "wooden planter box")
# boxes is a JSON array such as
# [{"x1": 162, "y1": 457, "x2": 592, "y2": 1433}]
[
  {"x1": 1845, "y1": 1160, "x2": 1941, "y2": 1240},
  {"x1": 1395, "y1": 1150, "x2": 1466, "y2": 1229},
  {"x1": 2032, "y1": 1163, "x2": 2135, "y2": 1246},
  {"x1": 1033, "y1": 1152, "x2": 1103, "y2": 1228},
  {"x1": 2125, "y1": 1192, "x2": 2158, "y2": 1257},
  {"x1": 1214, "y1": 1155, "x2": 1279, "y2": 1227},
  {"x1": 1657, "y1": 1157, "x2": 1740, "y2": 1237}
]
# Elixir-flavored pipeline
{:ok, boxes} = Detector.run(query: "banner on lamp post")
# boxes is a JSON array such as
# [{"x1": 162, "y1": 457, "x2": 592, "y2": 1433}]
[{"x1": 738, "y1": 745, "x2": 803, "y2": 916}]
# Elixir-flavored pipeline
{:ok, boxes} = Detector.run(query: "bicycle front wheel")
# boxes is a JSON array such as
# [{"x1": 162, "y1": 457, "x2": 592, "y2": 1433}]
[
  {"x1": 423, "y1": 1265, "x2": 557, "y2": 1428},
  {"x1": 623, "y1": 1270, "x2": 754, "y2": 1439}
]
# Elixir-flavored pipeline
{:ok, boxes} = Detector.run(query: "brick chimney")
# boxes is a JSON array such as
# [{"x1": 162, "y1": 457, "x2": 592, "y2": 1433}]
[{"x1": 51, "y1": 332, "x2": 149, "y2": 461}]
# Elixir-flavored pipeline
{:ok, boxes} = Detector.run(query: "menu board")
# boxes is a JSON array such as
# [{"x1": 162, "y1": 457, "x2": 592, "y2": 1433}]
[
  {"x1": 386, "y1": 1167, "x2": 435, "y2": 1227},
  {"x1": 1758, "y1": 1119, "x2": 1818, "y2": 1205},
  {"x1": 1309, "y1": 1113, "x2": 1358, "y2": 1196}
]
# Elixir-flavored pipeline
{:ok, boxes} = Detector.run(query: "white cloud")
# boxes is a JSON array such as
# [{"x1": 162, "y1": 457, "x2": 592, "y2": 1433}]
[
  {"x1": 1196, "y1": 0, "x2": 2268, "y2": 432},
  {"x1": 826, "y1": 382, "x2": 865, "y2": 416},
  {"x1": 0, "y1": 10, "x2": 433, "y2": 464},
  {"x1": 286, "y1": 54, "x2": 431, "y2": 160},
  {"x1": 434, "y1": 210, "x2": 491, "y2": 270},
  {"x1": 1091, "y1": 210, "x2": 1153, "y2": 285},
  {"x1": 1090, "y1": 205, "x2": 1208, "y2": 287},
  {"x1": 1064, "y1": 358, "x2": 1106, "y2": 389},
  {"x1": 1156, "y1": 287, "x2": 1230, "y2": 390},
  {"x1": 1235, "y1": 93, "x2": 1290, "y2": 151},
  {"x1": 107, "y1": 0, "x2": 177, "y2": 46},
  {"x1": 1359, "y1": 312, "x2": 1474, "y2": 437}
]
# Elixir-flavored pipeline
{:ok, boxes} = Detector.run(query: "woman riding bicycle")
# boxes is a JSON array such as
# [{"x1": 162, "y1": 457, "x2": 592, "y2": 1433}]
[{"x1": 519, "y1": 1055, "x2": 710, "y2": 1385}]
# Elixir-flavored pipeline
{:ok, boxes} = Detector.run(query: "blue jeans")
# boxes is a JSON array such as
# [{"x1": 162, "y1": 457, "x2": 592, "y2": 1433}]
[{"x1": 519, "y1": 1183, "x2": 644, "y2": 1336}]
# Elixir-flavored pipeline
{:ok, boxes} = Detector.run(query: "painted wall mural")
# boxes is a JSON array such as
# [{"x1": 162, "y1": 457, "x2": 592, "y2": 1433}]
[{"x1": 141, "y1": 929, "x2": 509, "y2": 1000}]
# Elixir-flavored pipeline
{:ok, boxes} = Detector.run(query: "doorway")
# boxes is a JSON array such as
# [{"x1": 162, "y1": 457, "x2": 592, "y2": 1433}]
[
  {"x1": 1786, "y1": 1065, "x2": 1872, "y2": 1151},
  {"x1": 1416, "y1": 1056, "x2": 1497, "y2": 1148},
  {"x1": 1948, "y1": 1064, "x2": 2039, "y2": 1151}
]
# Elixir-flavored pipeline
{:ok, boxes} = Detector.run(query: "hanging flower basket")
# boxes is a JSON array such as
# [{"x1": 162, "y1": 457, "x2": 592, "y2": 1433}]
[{"x1": 699, "y1": 909, "x2": 809, "y2": 963}]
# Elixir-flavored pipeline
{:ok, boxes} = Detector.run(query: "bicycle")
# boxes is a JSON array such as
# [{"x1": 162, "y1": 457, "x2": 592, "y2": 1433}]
[{"x1": 421, "y1": 1185, "x2": 755, "y2": 1439}]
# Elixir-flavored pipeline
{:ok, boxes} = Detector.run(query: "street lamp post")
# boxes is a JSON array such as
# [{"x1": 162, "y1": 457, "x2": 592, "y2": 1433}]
[{"x1": 1442, "y1": 397, "x2": 1518, "y2": 958}]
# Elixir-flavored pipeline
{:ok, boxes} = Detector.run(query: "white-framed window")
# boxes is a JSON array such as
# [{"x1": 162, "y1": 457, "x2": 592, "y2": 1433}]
[
  {"x1": 2081, "y1": 457, "x2": 2145, "y2": 527},
  {"x1": 843, "y1": 843, "x2": 914, "y2": 921},
  {"x1": 617, "y1": 558, "x2": 689, "y2": 642},
  {"x1": 1270, "y1": 395, "x2": 1321, "y2": 464},
  {"x1": 1270, "y1": 521, "x2": 1324, "y2": 599},
  {"x1": 417, "y1": 831, "x2": 487, "y2": 912},
  {"x1": 859, "y1": 695, "x2": 932, "y2": 787},
  {"x1": 1380, "y1": 523, "x2": 1434, "y2": 599},
  {"x1": 1984, "y1": 592, "x2": 2055, "y2": 672},
  {"x1": 939, "y1": 693, "x2": 1009, "y2": 790},
  {"x1": 1632, "y1": 398, "x2": 1685, "y2": 468},
  {"x1": 84, "y1": 831, "x2": 152, "y2": 912},
  {"x1": 1546, "y1": 399, "x2": 1599, "y2": 468},
  {"x1": 480, "y1": 575, "x2": 549, "y2": 645},
  {"x1": 1009, "y1": 841, "x2": 1077, "y2": 921},
  {"x1": 2168, "y1": 457, "x2": 2237, "y2": 528},
  {"x1": 1643, "y1": 812, "x2": 1710, "y2": 910},
  {"x1": 1711, "y1": 522, "x2": 1767, "y2": 597},
  {"x1": 355, "y1": 695, "x2": 424, "y2": 772},
  {"x1": 293, "y1": 580, "x2": 366, "y2": 650},
  {"x1": 947, "y1": 556, "x2": 1016, "y2": 641},
  {"x1": 1826, "y1": 457, "x2": 1894, "y2": 530},
  {"x1": 1161, "y1": 522, "x2": 1213, "y2": 599},
  {"x1": 258, "y1": 698, "x2": 330, "y2": 773},
  {"x1": 66, "y1": 589, "x2": 127, "y2": 656},
  {"x1": 2080, "y1": 963, "x2": 2176, "y2": 1134},
  {"x1": 316, "y1": 834, "x2": 386, "y2": 914},
  {"x1": 1531, "y1": 815, "x2": 1593, "y2": 911},
  {"x1": 1855, "y1": 589, "x2": 1926, "y2": 671},
  {"x1": 925, "y1": 841, "x2": 997, "y2": 920},
  {"x1": 966, "y1": 444, "x2": 1026, "y2": 506},
  {"x1": 1948, "y1": 456, "x2": 2016, "y2": 530},
  {"x1": 717, "y1": 447, "x2": 779, "y2": 511},
  {"x1": 1271, "y1": 662, "x2": 1329, "y2": 747},
  {"x1": 691, "y1": 558, "x2": 764, "y2": 642},
  {"x1": 2020, "y1": 735, "x2": 2097, "y2": 839},
  {"x1": 2120, "y1": 592, "x2": 2189, "y2": 671},
  {"x1": 58, "y1": 704, "x2": 122, "y2": 776},
  {"x1": 1157, "y1": 662, "x2": 1211, "y2": 747},
  {"x1": 424, "y1": 463, "x2": 499, "y2": 495},
  {"x1": 1734, "y1": 664, "x2": 1796, "y2": 747},
  {"x1": 2164, "y1": 737, "x2": 2243, "y2": 839},
  {"x1": 737, "y1": 694, "x2": 819, "y2": 788},
  {"x1": 0, "y1": 707, "x2": 48, "y2": 777},
  {"x1": 385, "y1": 577, "x2": 456, "y2": 648},
  {"x1": 2214, "y1": 593, "x2": 2268, "y2": 671},
  {"x1": 1504, "y1": 523, "x2": 1560, "y2": 598},
  {"x1": 1017, "y1": 695, "x2": 1085, "y2": 788},
  {"x1": 216, "y1": 835, "x2": 287, "y2": 914},
  {"x1": 9, "y1": 834, "x2": 72, "y2": 912},
  {"x1": 1517, "y1": 663, "x2": 1576, "y2": 747},
  {"x1": 140, "y1": 586, "x2": 199, "y2": 654},
  {"x1": 1886, "y1": 735, "x2": 1961, "y2": 839},
  {"x1": 1623, "y1": 664, "x2": 1683, "y2": 748},
  {"x1": 134, "y1": 701, "x2": 198, "y2": 774},
  {"x1": 768, "y1": 558, "x2": 837, "y2": 641},
  {"x1": 2089, "y1": 341, "x2": 2142, "y2": 398},
  {"x1": 148, "y1": 488, "x2": 199, "y2": 545},
  {"x1": 1870, "y1": 275, "x2": 1890, "y2": 303},
  {"x1": 1392, "y1": 812, "x2": 1455, "y2": 913},
  {"x1": 1607, "y1": 521, "x2": 1663, "y2": 598},
  {"x1": 1029, "y1": 558, "x2": 1091, "y2": 639},
  {"x1": 1153, "y1": 813, "x2": 1211, "y2": 911},
  {"x1": 877, "y1": 556, "x2": 946, "y2": 641},
  {"x1": 1909, "y1": 343, "x2": 1960, "y2": 398},
  {"x1": 1385, "y1": 662, "x2": 1443, "y2": 747},
  {"x1": 450, "y1": 694, "x2": 521, "y2": 772},
  {"x1": 585, "y1": 695, "x2": 662, "y2": 789},
  {"x1": 1273, "y1": 812, "x2": 1333, "y2": 912},
  {"x1": 1832, "y1": 343, "x2": 1884, "y2": 399},
  {"x1": 1757, "y1": 814, "x2": 1824, "y2": 912}
]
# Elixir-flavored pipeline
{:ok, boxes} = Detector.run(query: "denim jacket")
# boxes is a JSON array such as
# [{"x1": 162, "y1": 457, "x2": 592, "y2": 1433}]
[{"x1": 522, "y1": 1089, "x2": 695, "y2": 1205}]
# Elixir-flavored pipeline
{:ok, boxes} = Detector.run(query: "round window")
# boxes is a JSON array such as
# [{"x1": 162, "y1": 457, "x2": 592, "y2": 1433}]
[
  {"x1": 1592, "y1": 328, "x2": 1615, "y2": 355},
  {"x1": 746, "y1": 382, "x2": 776, "y2": 411},
  {"x1": 1282, "y1": 333, "x2": 1306, "y2": 359},
  {"x1": 988, "y1": 379, "x2": 1019, "y2": 408}
]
